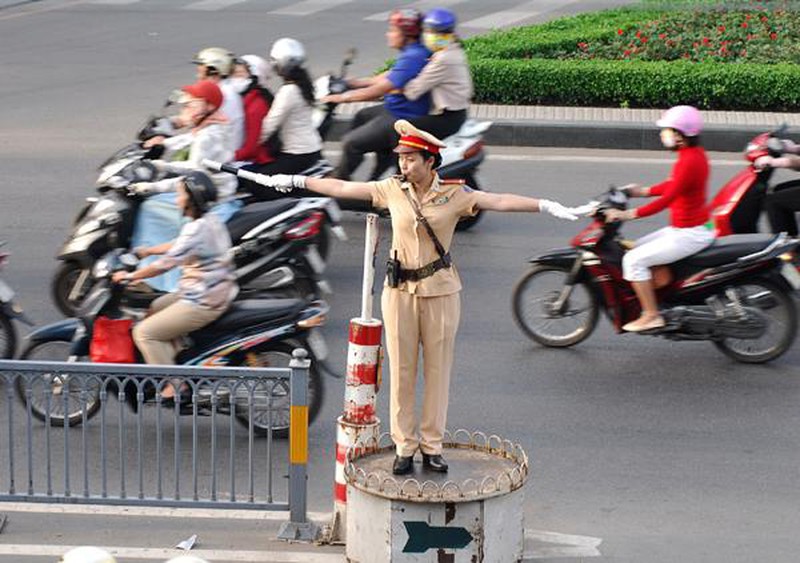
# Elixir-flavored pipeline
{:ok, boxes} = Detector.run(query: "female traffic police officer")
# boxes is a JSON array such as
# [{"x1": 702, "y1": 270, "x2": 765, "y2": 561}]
[{"x1": 252, "y1": 121, "x2": 578, "y2": 475}]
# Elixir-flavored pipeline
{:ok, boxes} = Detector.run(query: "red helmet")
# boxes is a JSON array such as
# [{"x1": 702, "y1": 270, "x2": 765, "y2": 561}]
[
  {"x1": 389, "y1": 8, "x2": 423, "y2": 39},
  {"x1": 180, "y1": 80, "x2": 223, "y2": 111}
]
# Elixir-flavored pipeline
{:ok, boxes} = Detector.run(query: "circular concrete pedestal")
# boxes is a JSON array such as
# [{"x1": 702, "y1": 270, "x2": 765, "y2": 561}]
[{"x1": 344, "y1": 430, "x2": 529, "y2": 563}]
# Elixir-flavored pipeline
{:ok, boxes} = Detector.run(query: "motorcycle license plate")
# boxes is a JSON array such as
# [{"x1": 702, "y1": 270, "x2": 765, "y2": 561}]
[
  {"x1": 307, "y1": 329, "x2": 328, "y2": 360},
  {"x1": 0, "y1": 279, "x2": 14, "y2": 302},
  {"x1": 781, "y1": 262, "x2": 800, "y2": 290},
  {"x1": 306, "y1": 246, "x2": 326, "y2": 275}
]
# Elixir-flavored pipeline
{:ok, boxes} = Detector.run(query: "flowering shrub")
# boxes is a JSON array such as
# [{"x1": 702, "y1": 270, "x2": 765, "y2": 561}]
[
  {"x1": 460, "y1": 3, "x2": 800, "y2": 109},
  {"x1": 573, "y1": 8, "x2": 800, "y2": 63}
]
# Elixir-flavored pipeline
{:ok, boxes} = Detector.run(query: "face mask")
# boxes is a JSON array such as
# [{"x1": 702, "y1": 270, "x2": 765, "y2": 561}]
[
  {"x1": 229, "y1": 77, "x2": 251, "y2": 94},
  {"x1": 660, "y1": 129, "x2": 677, "y2": 149},
  {"x1": 423, "y1": 31, "x2": 454, "y2": 52}
]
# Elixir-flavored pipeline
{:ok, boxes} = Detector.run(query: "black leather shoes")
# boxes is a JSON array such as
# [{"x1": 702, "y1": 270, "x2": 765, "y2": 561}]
[
  {"x1": 422, "y1": 453, "x2": 448, "y2": 473},
  {"x1": 392, "y1": 455, "x2": 414, "y2": 475}
]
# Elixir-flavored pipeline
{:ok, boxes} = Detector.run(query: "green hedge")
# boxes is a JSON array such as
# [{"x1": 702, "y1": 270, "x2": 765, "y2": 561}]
[{"x1": 461, "y1": 6, "x2": 800, "y2": 110}]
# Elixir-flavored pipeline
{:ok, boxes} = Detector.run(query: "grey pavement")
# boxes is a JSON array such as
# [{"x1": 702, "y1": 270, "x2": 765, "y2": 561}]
[{"x1": 331, "y1": 102, "x2": 800, "y2": 152}]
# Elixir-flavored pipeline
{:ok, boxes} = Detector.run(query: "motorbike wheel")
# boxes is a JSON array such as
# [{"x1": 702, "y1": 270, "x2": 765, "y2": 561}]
[
  {"x1": 52, "y1": 261, "x2": 92, "y2": 317},
  {"x1": 455, "y1": 173, "x2": 484, "y2": 232},
  {"x1": 512, "y1": 265, "x2": 599, "y2": 347},
  {"x1": 14, "y1": 340, "x2": 101, "y2": 427},
  {"x1": 0, "y1": 313, "x2": 16, "y2": 359},
  {"x1": 232, "y1": 340, "x2": 323, "y2": 439},
  {"x1": 713, "y1": 279, "x2": 798, "y2": 364}
]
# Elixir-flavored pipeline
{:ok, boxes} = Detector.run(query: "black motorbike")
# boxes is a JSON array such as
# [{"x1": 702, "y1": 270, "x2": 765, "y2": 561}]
[
  {"x1": 17, "y1": 251, "x2": 333, "y2": 437},
  {"x1": 53, "y1": 159, "x2": 343, "y2": 316},
  {"x1": 0, "y1": 242, "x2": 33, "y2": 358},
  {"x1": 512, "y1": 187, "x2": 800, "y2": 364}
]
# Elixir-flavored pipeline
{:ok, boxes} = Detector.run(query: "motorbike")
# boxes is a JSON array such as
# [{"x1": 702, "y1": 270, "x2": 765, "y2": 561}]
[
  {"x1": 512, "y1": 187, "x2": 800, "y2": 364},
  {"x1": 53, "y1": 158, "x2": 344, "y2": 316},
  {"x1": 311, "y1": 49, "x2": 489, "y2": 231},
  {"x1": 0, "y1": 242, "x2": 33, "y2": 358},
  {"x1": 16, "y1": 251, "x2": 332, "y2": 437},
  {"x1": 708, "y1": 124, "x2": 788, "y2": 236}
]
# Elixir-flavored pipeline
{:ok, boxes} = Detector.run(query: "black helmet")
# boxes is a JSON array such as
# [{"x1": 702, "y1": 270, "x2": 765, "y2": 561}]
[{"x1": 182, "y1": 171, "x2": 218, "y2": 215}]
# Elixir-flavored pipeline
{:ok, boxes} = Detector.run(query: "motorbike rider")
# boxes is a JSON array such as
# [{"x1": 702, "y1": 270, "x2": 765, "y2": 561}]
[
  {"x1": 243, "y1": 38, "x2": 323, "y2": 196},
  {"x1": 112, "y1": 171, "x2": 238, "y2": 402},
  {"x1": 192, "y1": 47, "x2": 245, "y2": 150},
  {"x1": 605, "y1": 105, "x2": 715, "y2": 332},
  {"x1": 754, "y1": 144, "x2": 800, "y2": 237},
  {"x1": 324, "y1": 8, "x2": 432, "y2": 180},
  {"x1": 239, "y1": 120, "x2": 578, "y2": 474},
  {"x1": 231, "y1": 54, "x2": 276, "y2": 165},
  {"x1": 401, "y1": 8, "x2": 472, "y2": 143}
]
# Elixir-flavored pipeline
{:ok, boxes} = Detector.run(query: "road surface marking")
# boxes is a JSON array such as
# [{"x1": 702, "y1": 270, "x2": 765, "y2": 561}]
[
  {"x1": 462, "y1": 0, "x2": 575, "y2": 29},
  {"x1": 0, "y1": 0, "x2": 84, "y2": 21},
  {"x1": 524, "y1": 529, "x2": 603, "y2": 559},
  {"x1": 85, "y1": 0, "x2": 141, "y2": 4},
  {"x1": 183, "y1": 0, "x2": 250, "y2": 9},
  {"x1": 364, "y1": 0, "x2": 468, "y2": 22},
  {"x1": 270, "y1": 0, "x2": 353, "y2": 16},
  {"x1": 0, "y1": 501, "x2": 330, "y2": 522},
  {"x1": 0, "y1": 544, "x2": 343, "y2": 562}
]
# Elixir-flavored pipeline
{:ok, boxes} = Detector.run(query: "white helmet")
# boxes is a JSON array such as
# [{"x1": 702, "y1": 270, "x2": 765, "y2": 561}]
[
  {"x1": 193, "y1": 46, "x2": 235, "y2": 77},
  {"x1": 60, "y1": 546, "x2": 117, "y2": 563},
  {"x1": 239, "y1": 54, "x2": 271, "y2": 88},
  {"x1": 269, "y1": 38, "x2": 306, "y2": 75},
  {"x1": 164, "y1": 556, "x2": 210, "y2": 563}
]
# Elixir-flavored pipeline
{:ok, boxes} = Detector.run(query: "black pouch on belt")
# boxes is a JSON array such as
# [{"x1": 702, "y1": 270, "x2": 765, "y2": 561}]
[{"x1": 386, "y1": 250, "x2": 401, "y2": 288}]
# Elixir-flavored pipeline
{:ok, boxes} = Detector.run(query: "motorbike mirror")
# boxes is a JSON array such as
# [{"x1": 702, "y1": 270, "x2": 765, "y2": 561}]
[
  {"x1": 344, "y1": 48, "x2": 357, "y2": 64},
  {"x1": 767, "y1": 137, "x2": 784, "y2": 156}
]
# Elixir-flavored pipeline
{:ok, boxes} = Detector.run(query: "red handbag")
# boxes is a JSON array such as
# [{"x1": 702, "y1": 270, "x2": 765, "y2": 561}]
[{"x1": 90, "y1": 316, "x2": 136, "y2": 363}]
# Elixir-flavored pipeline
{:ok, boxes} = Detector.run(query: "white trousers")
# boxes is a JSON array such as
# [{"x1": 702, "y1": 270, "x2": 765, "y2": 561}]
[{"x1": 623, "y1": 226, "x2": 714, "y2": 282}]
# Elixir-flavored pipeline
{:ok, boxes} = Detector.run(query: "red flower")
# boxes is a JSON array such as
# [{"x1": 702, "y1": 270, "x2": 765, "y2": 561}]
[
  {"x1": 770, "y1": 32, "x2": 778, "y2": 40},
  {"x1": 640, "y1": 36, "x2": 649, "y2": 44},
  {"x1": 741, "y1": 22, "x2": 748, "y2": 29},
  {"x1": 578, "y1": 42, "x2": 588, "y2": 50},
  {"x1": 617, "y1": 28, "x2": 624, "y2": 35},
  {"x1": 761, "y1": 15, "x2": 769, "y2": 22},
  {"x1": 658, "y1": 33, "x2": 666, "y2": 40},
  {"x1": 702, "y1": 37, "x2": 711, "y2": 45},
  {"x1": 623, "y1": 49, "x2": 632, "y2": 57},
  {"x1": 718, "y1": 25, "x2": 726, "y2": 32},
  {"x1": 683, "y1": 52, "x2": 690, "y2": 59},
  {"x1": 635, "y1": 30, "x2": 642, "y2": 38},
  {"x1": 745, "y1": 14, "x2": 751, "y2": 20}
]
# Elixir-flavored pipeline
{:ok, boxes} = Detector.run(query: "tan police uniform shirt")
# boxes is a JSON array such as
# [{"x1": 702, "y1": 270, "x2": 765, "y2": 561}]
[
  {"x1": 371, "y1": 175, "x2": 479, "y2": 297},
  {"x1": 403, "y1": 44, "x2": 473, "y2": 113}
]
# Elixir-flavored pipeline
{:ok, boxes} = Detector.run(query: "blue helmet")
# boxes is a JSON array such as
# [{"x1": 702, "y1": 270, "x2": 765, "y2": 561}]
[{"x1": 423, "y1": 8, "x2": 456, "y2": 33}]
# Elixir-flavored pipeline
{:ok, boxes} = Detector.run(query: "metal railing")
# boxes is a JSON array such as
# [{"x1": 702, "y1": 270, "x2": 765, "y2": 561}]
[{"x1": 0, "y1": 350, "x2": 317, "y2": 540}]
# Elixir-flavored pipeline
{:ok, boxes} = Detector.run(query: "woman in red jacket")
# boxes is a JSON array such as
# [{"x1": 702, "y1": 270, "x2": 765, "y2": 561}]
[
  {"x1": 231, "y1": 54, "x2": 275, "y2": 165},
  {"x1": 605, "y1": 106, "x2": 715, "y2": 332}
]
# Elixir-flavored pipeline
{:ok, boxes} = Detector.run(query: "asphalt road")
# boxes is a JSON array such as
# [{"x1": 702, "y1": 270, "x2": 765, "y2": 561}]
[{"x1": 1, "y1": 1, "x2": 800, "y2": 562}]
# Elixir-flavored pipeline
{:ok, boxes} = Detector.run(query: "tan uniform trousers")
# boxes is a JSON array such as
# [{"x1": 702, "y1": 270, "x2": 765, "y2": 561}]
[
  {"x1": 381, "y1": 287, "x2": 461, "y2": 457},
  {"x1": 132, "y1": 293, "x2": 225, "y2": 365}
]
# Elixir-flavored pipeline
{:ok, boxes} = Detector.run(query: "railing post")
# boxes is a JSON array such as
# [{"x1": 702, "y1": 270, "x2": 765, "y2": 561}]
[{"x1": 278, "y1": 348, "x2": 319, "y2": 542}]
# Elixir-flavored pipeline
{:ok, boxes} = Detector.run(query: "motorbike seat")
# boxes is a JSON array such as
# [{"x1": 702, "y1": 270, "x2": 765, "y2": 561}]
[
  {"x1": 672, "y1": 234, "x2": 778, "y2": 272},
  {"x1": 197, "y1": 298, "x2": 306, "y2": 335},
  {"x1": 226, "y1": 199, "x2": 300, "y2": 240}
]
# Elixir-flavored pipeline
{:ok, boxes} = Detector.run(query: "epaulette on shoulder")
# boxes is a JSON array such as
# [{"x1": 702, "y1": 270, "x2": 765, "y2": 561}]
[{"x1": 440, "y1": 178, "x2": 465, "y2": 185}]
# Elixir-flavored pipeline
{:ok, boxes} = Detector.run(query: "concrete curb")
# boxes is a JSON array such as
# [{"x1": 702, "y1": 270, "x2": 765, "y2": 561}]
[{"x1": 326, "y1": 116, "x2": 773, "y2": 153}]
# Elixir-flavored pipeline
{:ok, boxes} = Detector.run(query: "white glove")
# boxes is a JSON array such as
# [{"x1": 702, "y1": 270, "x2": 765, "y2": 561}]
[
  {"x1": 539, "y1": 199, "x2": 579, "y2": 221},
  {"x1": 130, "y1": 182, "x2": 155, "y2": 195},
  {"x1": 564, "y1": 201, "x2": 600, "y2": 216},
  {"x1": 266, "y1": 174, "x2": 308, "y2": 194}
]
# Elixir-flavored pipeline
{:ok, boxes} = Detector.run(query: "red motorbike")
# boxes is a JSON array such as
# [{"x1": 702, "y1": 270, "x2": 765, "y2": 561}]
[
  {"x1": 709, "y1": 125, "x2": 787, "y2": 236},
  {"x1": 512, "y1": 187, "x2": 800, "y2": 364}
]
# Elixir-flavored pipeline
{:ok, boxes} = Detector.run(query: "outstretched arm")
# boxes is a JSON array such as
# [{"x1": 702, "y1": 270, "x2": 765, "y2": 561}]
[
  {"x1": 473, "y1": 191, "x2": 577, "y2": 221},
  {"x1": 303, "y1": 177, "x2": 374, "y2": 201}
]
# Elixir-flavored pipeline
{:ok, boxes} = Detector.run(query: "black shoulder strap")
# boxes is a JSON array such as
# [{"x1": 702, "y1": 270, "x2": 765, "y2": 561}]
[{"x1": 402, "y1": 187, "x2": 449, "y2": 261}]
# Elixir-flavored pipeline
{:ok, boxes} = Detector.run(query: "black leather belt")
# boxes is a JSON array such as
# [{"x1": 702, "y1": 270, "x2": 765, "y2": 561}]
[{"x1": 398, "y1": 254, "x2": 452, "y2": 282}]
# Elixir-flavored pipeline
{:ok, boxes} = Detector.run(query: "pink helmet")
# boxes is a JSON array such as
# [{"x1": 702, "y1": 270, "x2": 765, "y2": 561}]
[{"x1": 656, "y1": 105, "x2": 703, "y2": 137}]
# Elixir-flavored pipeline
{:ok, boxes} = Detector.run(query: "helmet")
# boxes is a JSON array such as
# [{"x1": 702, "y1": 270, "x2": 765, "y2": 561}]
[
  {"x1": 60, "y1": 546, "x2": 117, "y2": 563},
  {"x1": 182, "y1": 170, "x2": 218, "y2": 214},
  {"x1": 180, "y1": 80, "x2": 223, "y2": 111},
  {"x1": 656, "y1": 105, "x2": 703, "y2": 137},
  {"x1": 389, "y1": 8, "x2": 423, "y2": 39},
  {"x1": 164, "y1": 557, "x2": 210, "y2": 563},
  {"x1": 423, "y1": 8, "x2": 456, "y2": 33},
  {"x1": 193, "y1": 47, "x2": 235, "y2": 77},
  {"x1": 239, "y1": 54, "x2": 270, "y2": 88},
  {"x1": 269, "y1": 38, "x2": 306, "y2": 75}
]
